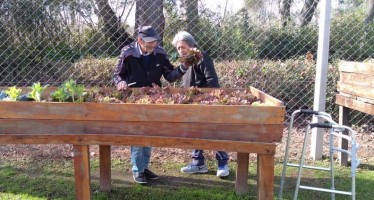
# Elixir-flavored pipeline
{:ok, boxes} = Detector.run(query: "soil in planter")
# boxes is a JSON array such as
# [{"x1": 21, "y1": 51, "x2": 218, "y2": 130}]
[{"x1": 86, "y1": 86, "x2": 260, "y2": 105}]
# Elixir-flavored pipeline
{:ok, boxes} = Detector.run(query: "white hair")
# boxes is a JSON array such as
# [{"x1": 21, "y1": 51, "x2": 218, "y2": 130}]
[{"x1": 172, "y1": 31, "x2": 198, "y2": 47}]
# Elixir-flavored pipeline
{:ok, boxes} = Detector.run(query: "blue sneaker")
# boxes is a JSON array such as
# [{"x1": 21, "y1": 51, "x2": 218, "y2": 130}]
[
  {"x1": 217, "y1": 165, "x2": 229, "y2": 177},
  {"x1": 181, "y1": 163, "x2": 208, "y2": 174}
]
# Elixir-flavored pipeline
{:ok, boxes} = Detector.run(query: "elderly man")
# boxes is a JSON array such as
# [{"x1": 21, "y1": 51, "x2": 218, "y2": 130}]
[{"x1": 113, "y1": 26, "x2": 188, "y2": 184}]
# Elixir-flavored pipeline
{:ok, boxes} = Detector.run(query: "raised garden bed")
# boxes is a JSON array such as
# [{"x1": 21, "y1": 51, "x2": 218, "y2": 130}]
[{"x1": 0, "y1": 86, "x2": 285, "y2": 200}]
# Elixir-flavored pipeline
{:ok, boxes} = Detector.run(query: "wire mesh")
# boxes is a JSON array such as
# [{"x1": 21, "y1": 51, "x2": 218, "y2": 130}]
[{"x1": 0, "y1": 0, "x2": 373, "y2": 128}]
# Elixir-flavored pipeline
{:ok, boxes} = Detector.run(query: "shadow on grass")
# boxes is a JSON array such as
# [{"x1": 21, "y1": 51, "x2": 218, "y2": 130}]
[
  {"x1": 273, "y1": 172, "x2": 374, "y2": 200},
  {"x1": 0, "y1": 164, "x2": 76, "y2": 199},
  {"x1": 91, "y1": 171, "x2": 258, "y2": 200},
  {"x1": 109, "y1": 174, "x2": 236, "y2": 189},
  {"x1": 358, "y1": 163, "x2": 374, "y2": 170},
  {"x1": 1, "y1": 161, "x2": 374, "y2": 200},
  {"x1": 0, "y1": 162, "x2": 256, "y2": 199}
]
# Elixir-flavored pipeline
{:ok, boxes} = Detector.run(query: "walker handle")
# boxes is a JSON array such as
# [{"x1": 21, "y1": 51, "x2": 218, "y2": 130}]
[
  {"x1": 300, "y1": 109, "x2": 320, "y2": 115},
  {"x1": 310, "y1": 123, "x2": 333, "y2": 129}
]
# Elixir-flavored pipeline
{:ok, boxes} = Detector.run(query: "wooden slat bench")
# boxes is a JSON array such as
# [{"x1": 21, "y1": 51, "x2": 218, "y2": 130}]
[
  {"x1": 336, "y1": 61, "x2": 374, "y2": 166},
  {"x1": 0, "y1": 87, "x2": 285, "y2": 200}
]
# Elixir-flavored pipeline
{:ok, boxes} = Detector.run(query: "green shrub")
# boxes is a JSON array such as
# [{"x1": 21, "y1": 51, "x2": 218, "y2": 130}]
[
  {"x1": 257, "y1": 26, "x2": 318, "y2": 60},
  {"x1": 63, "y1": 57, "x2": 116, "y2": 86},
  {"x1": 330, "y1": 9, "x2": 374, "y2": 60}
]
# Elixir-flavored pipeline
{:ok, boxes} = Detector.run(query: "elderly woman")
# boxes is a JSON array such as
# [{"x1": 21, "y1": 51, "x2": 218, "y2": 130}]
[{"x1": 172, "y1": 31, "x2": 230, "y2": 177}]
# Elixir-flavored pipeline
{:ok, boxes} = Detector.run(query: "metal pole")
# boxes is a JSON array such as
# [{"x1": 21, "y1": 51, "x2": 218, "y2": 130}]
[{"x1": 310, "y1": 0, "x2": 332, "y2": 160}]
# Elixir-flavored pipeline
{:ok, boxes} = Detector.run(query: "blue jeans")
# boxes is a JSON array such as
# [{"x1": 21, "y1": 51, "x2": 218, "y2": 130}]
[
  {"x1": 191, "y1": 149, "x2": 228, "y2": 167},
  {"x1": 131, "y1": 146, "x2": 151, "y2": 174}
]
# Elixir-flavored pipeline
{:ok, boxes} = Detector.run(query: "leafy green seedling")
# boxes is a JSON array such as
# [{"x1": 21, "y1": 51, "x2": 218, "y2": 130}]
[
  {"x1": 51, "y1": 87, "x2": 70, "y2": 102},
  {"x1": 4, "y1": 86, "x2": 22, "y2": 101},
  {"x1": 73, "y1": 84, "x2": 86, "y2": 102},
  {"x1": 64, "y1": 79, "x2": 86, "y2": 102},
  {"x1": 28, "y1": 82, "x2": 49, "y2": 102},
  {"x1": 63, "y1": 79, "x2": 77, "y2": 101},
  {"x1": 51, "y1": 79, "x2": 86, "y2": 102}
]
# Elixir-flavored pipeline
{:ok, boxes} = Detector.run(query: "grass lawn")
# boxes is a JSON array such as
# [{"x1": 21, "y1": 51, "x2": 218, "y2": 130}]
[{"x1": 0, "y1": 157, "x2": 373, "y2": 200}]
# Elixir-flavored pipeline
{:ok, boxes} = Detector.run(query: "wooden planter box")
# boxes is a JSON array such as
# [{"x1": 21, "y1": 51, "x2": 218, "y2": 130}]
[{"x1": 0, "y1": 86, "x2": 285, "y2": 200}]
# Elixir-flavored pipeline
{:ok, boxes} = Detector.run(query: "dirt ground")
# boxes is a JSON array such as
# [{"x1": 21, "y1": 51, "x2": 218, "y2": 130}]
[{"x1": 1, "y1": 128, "x2": 373, "y2": 166}]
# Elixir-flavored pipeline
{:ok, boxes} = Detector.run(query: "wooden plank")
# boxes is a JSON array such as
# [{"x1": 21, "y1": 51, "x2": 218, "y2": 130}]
[
  {"x1": 257, "y1": 154, "x2": 274, "y2": 200},
  {"x1": 340, "y1": 72, "x2": 374, "y2": 87},
  {"x1": 339, "y1": 61, "x2": 374, "y2": 73},
  {"x1": 99, "y1": 145, "x2": 111, "y2": 192},
  {"x1": 250, "y1": 86, "x2": 284, "y2": 106},
  {"x1": 0, "y1": 120, "x2": 284, "y2": 143},
  {"x1": 235, "y1": 153, "x2": 249, "y2": 195},
  {"x1": 0, "y1": 101, "x2": 285, "y2": 124},
  {"x1": 0, "y1": 135, "x2": 277, "y2": 154},
  {"x1": 357, "y1": 96, "x2": 374, "y2": 104},
  {"x1": 337, "y1": 82, "x2": 374, "y2": 100},
  {"x1": 338, "y1": 93, "x2": 374, "y2": 104},
  {"x1": 73, "y1": 145, "x2": 91, "y2": 200},
  {"x1": 336, "y1": 94, "x2": 374, "y2": 115}
]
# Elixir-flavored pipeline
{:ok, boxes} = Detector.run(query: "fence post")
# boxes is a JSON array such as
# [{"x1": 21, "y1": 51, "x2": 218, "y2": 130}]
[{"x1": 311, "y1": 0, "x2": 332, "y2": 160}]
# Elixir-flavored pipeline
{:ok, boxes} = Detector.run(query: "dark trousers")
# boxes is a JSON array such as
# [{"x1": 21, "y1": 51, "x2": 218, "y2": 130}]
[{"x1": 191, "y1": 149, "x2": 229, "y2": 167}]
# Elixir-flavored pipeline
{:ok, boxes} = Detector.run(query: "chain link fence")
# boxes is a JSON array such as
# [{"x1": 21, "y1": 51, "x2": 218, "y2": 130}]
[{"x1": 0, "y1": 0, "x2": 373, "y2": 129}]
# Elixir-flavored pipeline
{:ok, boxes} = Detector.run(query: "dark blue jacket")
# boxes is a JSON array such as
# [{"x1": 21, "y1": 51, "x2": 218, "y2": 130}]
[{"x1": 113, "y1": 42, "x2": 186, "y2": 87}]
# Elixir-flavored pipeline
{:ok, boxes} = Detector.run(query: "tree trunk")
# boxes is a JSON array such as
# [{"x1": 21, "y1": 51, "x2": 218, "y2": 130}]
[
  {"x1": 135, "y1": 0, "x2": 165, "y2": 42},
  {"x1": 279, "y1": 0, "x2": 292, "y2": 27},
  {"x1": 94, "y1": 0, "x2": 133, "y2": 50},
  {"x1": 364, "y1": 0, "x2": 374, "y2": 32},
  {"x1": 299, "y1": 0, "x2": 319, "y2": 27},
  {"x1": 182, "y1": 0, "x2": 198, "y2": 34}
]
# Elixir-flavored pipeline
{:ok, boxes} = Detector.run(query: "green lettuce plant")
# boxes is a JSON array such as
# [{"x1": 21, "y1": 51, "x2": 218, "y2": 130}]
[
  {"x1": 4, "y1": 86, "x2": 22, "y2": 101},
  {"x1": 51, "y1": 79, "x2": 86, "y2": 102},
  {"x1": 28, "y1": 82, "x2": 49, "y2": 102}
]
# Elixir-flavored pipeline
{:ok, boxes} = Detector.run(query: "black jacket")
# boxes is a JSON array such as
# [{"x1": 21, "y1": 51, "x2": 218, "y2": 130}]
[
  {"x1": 181, "y1": 52, "x2": 219, "y2": 88},
  {"x1": 113, "y1": 42, "x2": 185, "y2": 87}
]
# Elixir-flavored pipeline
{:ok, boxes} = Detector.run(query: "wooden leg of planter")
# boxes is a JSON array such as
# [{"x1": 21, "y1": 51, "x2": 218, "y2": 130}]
[
  {"x1": 257, "y1": 153, "x2": 274, "y2": 200},
  {"x1": 235, "y1": 152, "x2": 249, "y2": 195},
  {"x1": 339, "y1": 106, "x2": 349, "y2": 166},
  {"x1": 73, "y1": 145, "x2": 91, "y2": 200},
  {"x1": 99, "y1": 145, "x2": 111, "y2": 192}
]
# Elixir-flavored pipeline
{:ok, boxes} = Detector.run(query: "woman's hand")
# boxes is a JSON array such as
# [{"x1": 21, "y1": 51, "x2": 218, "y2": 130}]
[{"x1": 179, "y1": 48, "x2": 202, "y2": 66}]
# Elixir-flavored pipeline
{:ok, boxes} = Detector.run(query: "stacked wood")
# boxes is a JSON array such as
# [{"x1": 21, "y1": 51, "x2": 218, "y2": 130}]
[{"x1": 336, "y1": 61, "x2": 374, "y2": 115}]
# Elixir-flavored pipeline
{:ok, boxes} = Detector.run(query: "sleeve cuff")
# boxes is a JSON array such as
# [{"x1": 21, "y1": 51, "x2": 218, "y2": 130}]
[{"x1": 179, "y1": 65, "x2": 188, "y2": 73}]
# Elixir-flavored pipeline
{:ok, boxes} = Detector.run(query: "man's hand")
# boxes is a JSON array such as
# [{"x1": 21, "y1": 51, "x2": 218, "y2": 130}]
[{"x1": 116, "y1": 81, "x2": 128, "y2": 90}]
